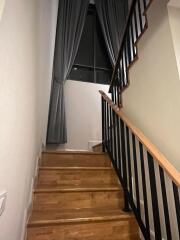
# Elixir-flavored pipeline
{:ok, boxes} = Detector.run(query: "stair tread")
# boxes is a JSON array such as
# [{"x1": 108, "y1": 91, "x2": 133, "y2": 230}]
[
  {"x1": 28, "y1": 207, "x2": 134, "y2": 226},
  {"x1": 27, "y1": 220, "x2": 139, "y2": 240}
]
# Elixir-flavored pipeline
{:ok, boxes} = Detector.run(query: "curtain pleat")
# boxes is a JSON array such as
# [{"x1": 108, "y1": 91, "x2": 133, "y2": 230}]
[
  {"x1": 95, "y1": 0, "x2": 128, "y2": 66},
  {"x1": 47, "y1": 0, "x2": 89, "y2": 144}
]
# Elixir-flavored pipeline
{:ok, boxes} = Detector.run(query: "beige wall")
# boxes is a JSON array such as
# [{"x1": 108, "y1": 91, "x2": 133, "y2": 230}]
[
  {"x1": 122, "y1": 0, "x2": 180, "y2": 170},
  {"x1": 0, "y1": 0, "x2": 57, "y2": 239}
]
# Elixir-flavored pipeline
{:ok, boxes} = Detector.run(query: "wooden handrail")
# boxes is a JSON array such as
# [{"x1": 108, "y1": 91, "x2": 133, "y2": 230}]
[{"x1": 99, "y1": 90, "x2": 180, "y2": 186}]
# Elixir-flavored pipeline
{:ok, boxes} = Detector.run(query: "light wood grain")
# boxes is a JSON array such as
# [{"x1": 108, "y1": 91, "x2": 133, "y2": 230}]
[
  {"x1": 99, "y1": 90, "x2": 180, "y2": 186},
  {"x1": 42, "y1": 152, "x2": 111, "y2": 167},
  {"x1": 37, "y1": 168, "x2": 119, "y2": 187},
  {"x1": 28, "y1": 208, "x2": 134, "y2": 226},
  {"x1": 27, "y1": 219, "x2": 139, "y2": 240},
  {"x1": 27, "y1": 151, "x2": 139, "y2": 239},
  {"x1": 33, "y1": 190, "x2": 123, "y2": 211}
]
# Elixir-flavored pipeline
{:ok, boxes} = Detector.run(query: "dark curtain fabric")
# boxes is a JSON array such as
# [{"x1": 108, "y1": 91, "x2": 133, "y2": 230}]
[
  {"x1": 95, "y1": 0, "x2": 127, "y2": 66},
  {"x1": 47, "y1": 0, "x2": 89, "y2": 144}
]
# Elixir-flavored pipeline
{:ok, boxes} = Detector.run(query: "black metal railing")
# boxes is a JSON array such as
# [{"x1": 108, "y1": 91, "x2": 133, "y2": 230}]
[
  {"x1": 100, "y1": 91, "x2": 180, "y2": 240},
  {"x1": 110, "y1": 0, "x2": 152, "y2": 107}
]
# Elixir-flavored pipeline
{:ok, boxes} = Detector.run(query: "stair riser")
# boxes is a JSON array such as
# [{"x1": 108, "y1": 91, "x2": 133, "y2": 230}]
[
  {"x1": 27, "y1": 219, "x2": 139, "y2": 240},
  {"x1": 33, "y1": 191, "x2": 123, "y2": 211},
  {"x1": 42, "y1": 153, "x2": 111, "y2": 167},
  {"x1": 37, "y1": 169, "x2": 118, "y2": 186}
]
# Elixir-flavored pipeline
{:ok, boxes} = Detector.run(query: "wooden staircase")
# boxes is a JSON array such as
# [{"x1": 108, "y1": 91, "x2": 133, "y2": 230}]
[{"x1": 27, "y1": 151, "x2": 139, "y2": 240}]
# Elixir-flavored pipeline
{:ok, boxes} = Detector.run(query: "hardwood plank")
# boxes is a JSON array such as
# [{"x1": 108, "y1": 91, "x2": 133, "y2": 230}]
[
  {"x1": 27, "y1": 151, "x2": 139, "y2": 239},
  {"x1": 28, "y1": 208, "x2": 134, "y2": 227},
  {"x1": 41, "y1": 153, "x2": 111, "y2": 167},
  {"x1": 33, "y1": 190, "x2": 123, "y2": 211},
  {"x1": 37, "y1": 169, "x2": 119, "y2": 187},
  {"x1": 27, "y1": 219, "x2": 139, "y2": 240}
]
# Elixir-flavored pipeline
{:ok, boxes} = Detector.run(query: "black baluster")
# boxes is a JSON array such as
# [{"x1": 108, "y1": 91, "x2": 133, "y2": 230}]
[
  {"x1": 159, "y1": 166, "x2": 172, "y2": 240},
  {"x1": 106, "y1": 103, "x2": 110, "y2": 153},
  {"x1": 122, "y1": 52, "x2": 126, "y2": 88},
  {"x1": 112, "y1": 86, "x2": 115, "y2": 102},
  {"x1": 142, "y1": 0, "x2": 147, "y2": 9},
  {"x1": 127, "y1": 28, "x2": 132, "y2": 67},
  {"x1": 172, "y1": 182, "x2": 180, "y2": 238},
  {"x1": 126, "y1": 126, "x2": 133, "y2": 196},
  {"x1": 117, "y1": 115, "x2": 122, "y2": 175},
  {"x1": 109, "y1": 107, "x2": 114, "y2": 160},
  {"x1": 112, "y1": 110, "x2": 118, "y2": 168},
  {"x1": 114, "y1": 83, "x2": 117, "y2": 105},
  {"x1": 133, "y1": 9, "x2": 138, "y2": 40},
  {"x1": 130, "y1": 19, "x2": 136, "y2": 59},
  {"x1": 147, "y1": 152, "x2": 162, "y2": 239},
  {"x1": 101, "y1": 98, "x2": 105, "y2": 152},
  {"x1": 104, "y1": 101, "x2": 107, "y2": 150},
  {"x1": 137, "y1": 0, "x2": 143, "y2": 32},
  {"x1": 139, "y1": 142, "x2": 150, "y2": 239},
  {"x1": 132, "y1": 134, "x2": 140, "y2": 212},
  {"x1": 120, "y1": 60, "x2": 124, "y2": 90},
  {"x1": 117, "y1": 87, "x2": 120, "y2": 107},
  {"x1": 125, "y1": 37, "x2": 129, "y2": 69},
  {"x1": 121, "y1": 119, "x2": 130, "y2": 211}
]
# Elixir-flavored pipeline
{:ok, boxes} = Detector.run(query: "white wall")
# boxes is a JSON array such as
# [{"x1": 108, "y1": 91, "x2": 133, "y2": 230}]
[
  {"x1": 59, "y1": 80, "x2": 109, "y2": 151},
  {"x1": 0, "y1": 0, "x2": 57, "y2": 239},
  {"x1": 37, "y1": 0, "x2": 58, "y2": 145},
  {"x1": 122, "y1": 0, "x2": 180, "y2": 170}
]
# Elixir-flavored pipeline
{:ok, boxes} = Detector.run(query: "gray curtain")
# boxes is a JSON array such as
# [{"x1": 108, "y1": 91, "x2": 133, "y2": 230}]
[
  {"x1": 95, "y1": 0, "x2": 127, "y2": 66},
  {"x1": 47, "y1": 0, "x2": 89, "y2": 144}
]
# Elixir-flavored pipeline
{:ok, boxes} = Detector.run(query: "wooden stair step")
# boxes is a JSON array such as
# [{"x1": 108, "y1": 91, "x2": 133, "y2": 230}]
[
  {"x1": 37, "y1": 168, "x2": 119, "y2": 187},
  {"x1": 41, "y1": 151, "x2": 111, "y2": 167},
  {"x1": 28, "y1": 208, "x2": 135, "y2": 227},
  {"x1": 27, "y1": 150, "x2": 139, "y2": 239},
  {"x1": 33, "y1": 189, "x2": 123, "y2": 211},
  {"x1": 27, "y1": 219, "x2": 139, "y2": 240}
]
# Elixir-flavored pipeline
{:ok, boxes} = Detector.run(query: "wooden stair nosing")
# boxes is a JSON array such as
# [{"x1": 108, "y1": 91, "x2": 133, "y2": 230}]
[
  {"x1": 43, "y1": 150, "x2": 107, "y2": 155},
  {"x1": 28, "y1": 213, "x2": 134, "y2": 228},
  {"x1": 39, "y1": 166, "x2": 112, "y2": 171},
  {"x1": 34, "y1": 186, "x2": 121, "y2": 193}
]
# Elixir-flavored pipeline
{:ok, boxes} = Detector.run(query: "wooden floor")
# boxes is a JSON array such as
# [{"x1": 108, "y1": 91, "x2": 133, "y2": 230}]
[{"x1": 27, "y1": 151, "x2": 139, "y2": 240}]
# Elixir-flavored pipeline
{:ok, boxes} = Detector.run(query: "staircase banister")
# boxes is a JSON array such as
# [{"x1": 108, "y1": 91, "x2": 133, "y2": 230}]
[
  {"x1": 99, "y1": 90, "x2": 180, "y2": 186},
  {"x1": 109, "y1": 0, "x2": 137, "y2": 92}
]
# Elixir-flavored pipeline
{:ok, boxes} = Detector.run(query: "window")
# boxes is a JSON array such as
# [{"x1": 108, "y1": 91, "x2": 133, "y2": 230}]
[{"x1": 68, "y1": 4, "x2": 113, "y2": 85}]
